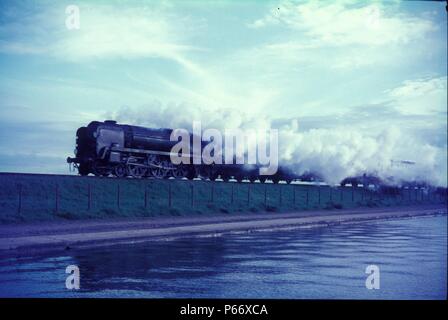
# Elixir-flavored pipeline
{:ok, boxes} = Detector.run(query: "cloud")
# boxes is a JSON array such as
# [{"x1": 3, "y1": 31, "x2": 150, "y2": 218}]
[
  {"x1": 386, "y1": 76, "x2": 447, "y2": 115},
  {"x1": 106, "y1": 101, "x2": 272, "y2": 131},
  {"x1": 56, "y1": 6, "x2": 202, "y2": 62},
  {"x1": 0, "y1": 3, "x2": 202, "y2": 66},
  {"x1": 249, "y1": 0, "x2": 435, "y2": 47},
  {"x1": 243, "y1": 0, "x2": 439, "y2": 70}
]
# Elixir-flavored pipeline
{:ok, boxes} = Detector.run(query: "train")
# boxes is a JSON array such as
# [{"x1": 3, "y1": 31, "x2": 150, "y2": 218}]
[
  {"x1": 67, "y1": 120, "x2": 415, "y2": 189},
  {"x1": 67, "y1": 120, "x2": 291, "y2": 182}
]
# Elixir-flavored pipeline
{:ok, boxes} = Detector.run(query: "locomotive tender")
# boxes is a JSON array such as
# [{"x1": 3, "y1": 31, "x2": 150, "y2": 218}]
[{"x1": 67, "y1": 120, "x2": 281, "y2": 182}]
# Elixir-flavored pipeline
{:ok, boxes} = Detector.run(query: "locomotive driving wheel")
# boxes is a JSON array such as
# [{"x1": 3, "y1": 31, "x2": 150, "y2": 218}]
[
  {"x1": 127, "y1": 163, "x2": 147, "y2": 178},
  {"x1": 199, "y1": 166, "x2": 218, "y2": 181},
  {"x1": 92, "y1": 160, "x2": 111, "y2": 177},
  {"x1": 171, "y1": 164, "x2": 188, "y2": 179},
  {"x1": 78, "y1": 164, "x2": 89, "y2": 176},
  {"x1": 147, "y1": 155, "x2": 168, "y2": 179},
  {"x1": 114, "y1": 164, "x2": 127, "y2": 178}
]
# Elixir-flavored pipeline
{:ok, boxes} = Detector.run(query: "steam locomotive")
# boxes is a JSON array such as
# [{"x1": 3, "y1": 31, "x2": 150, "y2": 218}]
[{"x1": 67, "y1": 120, "x2": 288, "y2": 182}]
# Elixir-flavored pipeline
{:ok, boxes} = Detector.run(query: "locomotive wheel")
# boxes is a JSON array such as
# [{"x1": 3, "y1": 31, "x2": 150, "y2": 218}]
[
  {"x1": 259, "y1": 176, "x2": 267, "y2": 183},
  {"x1": 92, "y1": 161, "x2": 111, "y2": 177},
  {"x1": 171, "y1": 165, "x2": 188, "y2": 179},
  {"x1": 200, "y1": 166, "x2": 218, "y2": 181},
  {"x1": 151, "y1": 161, "x2": 168, "y2": 179},
  {"x1": 127, "y1": 164, "x2": 147, "y2": 178},
  {"x1": 151, "y1": 166, "x2": 167, "y2": 179},
  {"x1": 114, "y1": 164, "x2": 127, "y2": 178},
  {"x1": 146, "y1": 155, "x2": 167, "y2": 179},
  {"x1": 78, "y1": 164, "x2": 89, "y2": 176},
  {"x1": 210, "y1": 169, "x2": 219, "y2": 181},
  {"x1": 186, "y1": 168, "x2": 196, "y2": 180}
]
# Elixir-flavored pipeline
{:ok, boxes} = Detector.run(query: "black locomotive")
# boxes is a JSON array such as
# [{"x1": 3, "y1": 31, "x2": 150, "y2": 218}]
[{"x1": 67, "y1": 120, "x2": 287, "y2": 182}]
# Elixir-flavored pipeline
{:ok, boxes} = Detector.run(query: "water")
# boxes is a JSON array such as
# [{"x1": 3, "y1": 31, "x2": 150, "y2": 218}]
[{"x1": 0, "y1": 215, "x2": 446, "y2": 299}]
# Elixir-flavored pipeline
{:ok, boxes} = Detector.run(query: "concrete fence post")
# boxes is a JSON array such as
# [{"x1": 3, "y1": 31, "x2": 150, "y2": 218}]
[
  {"x1": 18, "y1": 184, "x2": 22, "y2": 215},
  {"x1": 87, "y1": 184, "x2": 92, "y2": 211},
  {"x1": 293, "y1": 186, "x2": 296, "y2": 205},
  {"x1": 117, "y1": 184, "x2": 120, "y2": 209},
  {"x1": 279, "y1": 186, "x2": 282, "y2": 205},
  {"x1": 144, "y1": 186, "x2": 148, "y2": 209},
  {"x1": 264, "y1": 185, "x2": 267, "y2": 207},
  {"x1": 168, "y1": 184, "x2": 172, "y2": 207},
  {"x1": 318, "y1": 185, "x2": 321, "y2": 205},
  {"x1": 55, "y1": 183, "x2": 59, "y2": 213}
]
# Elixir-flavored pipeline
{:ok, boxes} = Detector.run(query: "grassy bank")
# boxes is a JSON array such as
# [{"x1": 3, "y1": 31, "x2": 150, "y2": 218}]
[{"x1": 0, "y1": 173, "x2": 446, "y2": 223}]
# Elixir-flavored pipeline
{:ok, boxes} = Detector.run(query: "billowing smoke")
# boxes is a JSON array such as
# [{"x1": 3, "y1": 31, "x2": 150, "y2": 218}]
[
  {"x1": 277, "y1": 122, "x2": 447, "y2": 186},
  {"x1": 106, "y1": 102, "x2": 447, "y2": 187}
]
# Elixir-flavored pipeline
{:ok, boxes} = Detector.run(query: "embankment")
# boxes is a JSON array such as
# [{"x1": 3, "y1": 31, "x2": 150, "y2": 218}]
[{"x1": 1, "y1": 172, "x2": 446, "y2": 223}]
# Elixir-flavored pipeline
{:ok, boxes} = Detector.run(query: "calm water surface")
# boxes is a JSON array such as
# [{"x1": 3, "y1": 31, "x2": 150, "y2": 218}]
[{"x1": 0, "y1": 214, "x2": 446, "y2": 299}]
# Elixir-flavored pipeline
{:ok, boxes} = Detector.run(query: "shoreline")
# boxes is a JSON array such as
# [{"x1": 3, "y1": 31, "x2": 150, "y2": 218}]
[{"x1": 0, "y1": 204, "x2": 446, "y2": 258}]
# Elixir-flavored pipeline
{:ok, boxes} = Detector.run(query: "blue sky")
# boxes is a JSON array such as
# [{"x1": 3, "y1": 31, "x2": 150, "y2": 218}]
[{"x1": 0, "y1": 0, "x2": 446, "y2": 185}]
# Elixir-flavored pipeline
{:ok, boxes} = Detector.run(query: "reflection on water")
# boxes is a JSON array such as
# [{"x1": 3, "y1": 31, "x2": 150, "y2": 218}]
[{"x1": 0, "y1": 215, "x2": 446, "y2": 299}]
